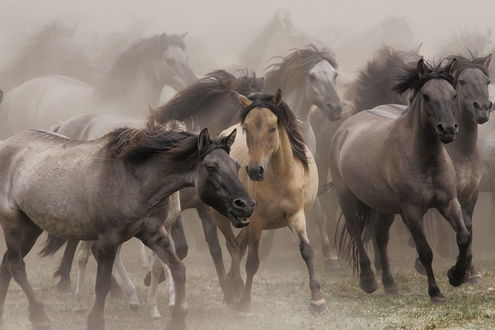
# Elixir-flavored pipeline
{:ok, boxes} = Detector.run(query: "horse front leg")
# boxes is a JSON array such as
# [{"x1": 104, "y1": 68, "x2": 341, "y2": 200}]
[
  {"x1": 289, "y1": 209, "x2": 326, "y2": 315},
  {"x1": 214, "y1": 213, "x2": 243, "y2": 306},
  {"x1": 437, "y1": 199, "x2": 471, "y2": 287},
  {"x1": 87, "y1": 239, "x2": 118, "y2": 330},
  {"x1": 197, "y1": 205, "x2": 226, "y2": 291},
  {"x1": 401, "y1": 206, "x2": 446, "y2": 303},
  {"x1": 461, "y1": 199, "x2": 482, "y2": 284},
  {"x1": 74, "y1": 241, "x2": 92, "y2": 312},
  {"x1": 138, "y1": 226, "x2": 187, "y2": 330}
]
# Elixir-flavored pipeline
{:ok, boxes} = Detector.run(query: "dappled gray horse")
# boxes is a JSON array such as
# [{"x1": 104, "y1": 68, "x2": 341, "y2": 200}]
[{"x1": 0, "y1": 126, "x2": 254, "y2": 330}]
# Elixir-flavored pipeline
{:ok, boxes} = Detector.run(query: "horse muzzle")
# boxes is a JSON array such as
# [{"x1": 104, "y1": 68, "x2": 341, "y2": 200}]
[{"x1": 246, "y1": 165, "x2": 265, "y2": 181}]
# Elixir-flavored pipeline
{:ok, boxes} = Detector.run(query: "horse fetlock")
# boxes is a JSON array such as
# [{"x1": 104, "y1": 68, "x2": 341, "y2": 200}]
[
  {"x1": 447, "y1": 266, "x2": 467, "y2": 287},
  {"x1": 359, "y1": 272, "x2": 377, "y2": 293},
  {"x1": 29, "y1": 303, "x2": 51, "y2": 329}
]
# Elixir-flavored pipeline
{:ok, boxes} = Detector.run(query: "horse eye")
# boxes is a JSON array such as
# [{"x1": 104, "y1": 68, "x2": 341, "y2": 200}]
[
  {"x1": 458, "y1": 79, "x2": 466, "y2": 86},
  {"x1": 206, "y1": 166, "x2": 216, "y2": 174},
  {"x1": 269, "y1": 127, "x2": 276, "y2": 133},
  {"x1": 308, "y1": 74, "x2": 317, "y2": 81},
  {"x1": 453, "y1": 93, "x2": 458, "y2": 99}
]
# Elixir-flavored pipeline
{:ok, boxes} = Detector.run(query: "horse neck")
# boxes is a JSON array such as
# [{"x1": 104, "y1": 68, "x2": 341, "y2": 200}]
[
  {"x1": 128, "y1": 157, "x2": 196, "y2": 208},
  {"x1": 284, "y1": 88, "x2": 313, "y2": 123},
  {"x1": 268, "y1": 127, "x2": 298, "y2": 178},
  {"x1": 450, "y1": 101, "x2": 478, "y2": 158},
  {"x1": 99, "y1": 68, "x2": 163, "y2": 115},
  {"x1": 399, "y1": 96, "x2": 444, "y2": 163}
]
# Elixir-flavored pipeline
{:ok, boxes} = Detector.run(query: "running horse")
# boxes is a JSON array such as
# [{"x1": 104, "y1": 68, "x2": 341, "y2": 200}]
[
  {"x1": 213, "y1": 90, "x2": 326, "y2": 314},
  {"x1": 0, "y1": 125, "x2": 254, "y2": 330},
  {"x1": 332, "y1": 59, "x2": 471, "y2": 302}
]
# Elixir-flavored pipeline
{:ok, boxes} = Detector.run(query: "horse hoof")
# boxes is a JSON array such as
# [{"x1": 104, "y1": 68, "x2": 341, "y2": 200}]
[
  {"x1": 150, "y1": 310, "x2": 162, "y2": 319},
  {"x1": 129, "y1": 303, "x2": 139, "y2": 312},
  {"x1": 359, "y1": 276, "x2": 377, "y2": 294},
  {"x1": 414, "y1": 258, "x2": 426, "y2": 276},
  {"x1": 325, "y1": 258, "x2": 341, "y2": 271},
  {"x1": 447, "y1": 267, "x2": 466, "y2": 287},
  {"x1": 56, "y1": 279, "x2": 71, "y2": 293},
  {"x1": 309, "y1": 300, "x2": 327, "y2": 316},
  {"x1": 431, "y1": 294, "x2": 446, "y2": 304},
  {"x1": 384, "y1": 284, "x2": 401, "y2": 296},
  {"x1": 468, "y1": 274, "x2": 483, "y2": 285}
]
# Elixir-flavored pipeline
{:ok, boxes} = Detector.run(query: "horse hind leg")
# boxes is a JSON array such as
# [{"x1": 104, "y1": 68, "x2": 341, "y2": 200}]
[
  {"x1": 373, "y1": 213, "x2": 399, "y2": 295},
  {"x1": 338, "y1": 190, "x2": 377, "y2": 294},
  {"x1": 1, "y1": 212, "x2": 49, "y2": 329},
  {"x1": 320, "y1": 188, "x2": 342, "y2": 270},
  {"x1": 55, "y1": 239, "x2": 79, "y2": 292},
  {"x1": 113, "y1": 245, "x2": 140, "y2": 311},
  {"x1": 147, "y1": 253, "x2": 163, "y2": 319}
]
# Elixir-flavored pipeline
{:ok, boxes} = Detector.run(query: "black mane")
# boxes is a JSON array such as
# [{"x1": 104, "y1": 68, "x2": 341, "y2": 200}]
[
  {"x1": 149, "y1": 70, "x2": 263, "y2": 124},
  {"x1": 106, "y1": 126, "x2": 225, "y2": 162},
  {"x1": 393, "y1": 61, "x2": 455, "y2": 95},
  {"x1": 240, "y1": 93, "x2": 308, "y2": 169},
  {"x1": 351, "y1": 46, "x2": 420, "y2": 111}
]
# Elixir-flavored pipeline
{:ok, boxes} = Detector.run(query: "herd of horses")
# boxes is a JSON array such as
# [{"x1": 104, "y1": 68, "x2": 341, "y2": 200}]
[{"x1": 0, "y1": 15, "x2": 495, "y2": 330}]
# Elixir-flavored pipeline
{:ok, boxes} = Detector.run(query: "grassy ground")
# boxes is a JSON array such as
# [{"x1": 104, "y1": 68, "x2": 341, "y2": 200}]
[
  {"x1": 2, "y1": 234, "x2": 495, "y2": 330},
  {"x1": 3, "y1": 196, "x2": 495, "y2": 330}
]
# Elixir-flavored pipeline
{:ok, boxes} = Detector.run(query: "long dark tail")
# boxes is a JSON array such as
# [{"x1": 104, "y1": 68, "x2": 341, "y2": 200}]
[
  {"x1": 317, "y1": 181, "x2": 335, "y2": 196},
  {"x1": 39, "y1": 234, "x2": 68, "y2": 257},
  {"x1": 336, "y1": 200, "x2": 374, "y2": 273}
]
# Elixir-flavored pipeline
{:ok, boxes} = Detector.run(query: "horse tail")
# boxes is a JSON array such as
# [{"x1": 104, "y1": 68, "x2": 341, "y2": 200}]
[
  {"x1": 317, "y1": 181, "x2": 335, "y2": 196},
  {"x1": 39, "y1": 234, "x2": 67, "y2": 257},
  {"x1": 336, "y1": 200, "x2": 374, "y2": 273}
]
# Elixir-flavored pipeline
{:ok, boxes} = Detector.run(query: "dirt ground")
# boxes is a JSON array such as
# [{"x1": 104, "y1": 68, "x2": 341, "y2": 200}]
[{"x1": 2, "y1": 194, "x2": 495, "y2": 330}]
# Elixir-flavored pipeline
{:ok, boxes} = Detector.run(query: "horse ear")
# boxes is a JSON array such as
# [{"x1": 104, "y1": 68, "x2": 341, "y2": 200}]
[
  {"x1": 416, "y1": 42, "x2": 423, "y2": 54},
  {"x1": 445, "y1": 58, "x2": 457, "y2": 76},
  {"x1": 198, "y1": 128, "x2": 211, "y2": 153},
  {"x1": 222, "y1": 129, "x2": 237, "y2": 150},
  {"x1": 235, "y1": 92, "x2": 252, "y2": 107},
  {"x1": 417, "y1": 59, "x2": 429, "y2": 78},
  {"x1": 272, "y1": 89, "x2": 283, "y2": 107},
  {"x1": 180, "y1": 32, "x2": 189, "y2": 39},
  {"x1": 482, "y1": 54, "x2": 493, "y2": 70}
]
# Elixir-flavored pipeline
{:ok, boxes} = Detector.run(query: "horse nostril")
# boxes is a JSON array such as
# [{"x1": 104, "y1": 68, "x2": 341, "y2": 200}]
[
  {"x1": 473, "y1": 101, "x2": 481, "y2": 110},
  {"x1": 258, "y1": 166, "x2": 264, "y2": 176},
  {"x1": 436, "y1": 123, "x2": 445, "y2": 133},
  {"x1": 233, "y1": 198, "x2": 247, "y2": 209},
  {"x1": 454, "y1": 124, "x2": 458, "y2": 130},
  {"x1": 489, "y1": 102, "x2": 494, "y2": 110}
]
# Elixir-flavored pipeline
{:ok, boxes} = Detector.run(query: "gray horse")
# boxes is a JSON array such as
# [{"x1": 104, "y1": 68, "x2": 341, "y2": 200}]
[
  {"x1": 331, "y1": 59, "x2": 471, "y2": 302},
  {"x1": 0, "y1": 125, "x2": 254, "y2": 330}
]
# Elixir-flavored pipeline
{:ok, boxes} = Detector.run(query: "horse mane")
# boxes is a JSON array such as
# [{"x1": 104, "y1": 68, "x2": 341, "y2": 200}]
[
  {"x1": 438, "y1": 29, "x2": 492, "y2": 57},
  {"x1": 393, "y1": 60, "x2": 455, "y2": 95},
  {"x1": 240, "y1": 93, "x2": 308, "y2": 169},
  {"x1": 96, "y1": 33, "x2": 185, "y2": 101},
  {"x1": 350, "y1": 46, "x2": 420, "y2": 111},
  {"x1": 148, "y1": 69, "x2": 263, "y2": 124},
  {"x1": 264, "y1": 45, "x2": 338, "y2": 93},
  {"x1": 446, "y1": 53, "x2": 490, "y2": 78},
  {"x1": 106, "y1": 125, "x2": 201, "y2": 162}
]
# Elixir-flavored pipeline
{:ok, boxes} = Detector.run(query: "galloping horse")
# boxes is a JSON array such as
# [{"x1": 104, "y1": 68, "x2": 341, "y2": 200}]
[
  {"x1": 0, "y1": 125, "x2": 254, "y2": 330},
  {"x1": 0, "y1": 33, "x2": 196, "y2": 137},
  {"x1": 332, "y1": 59, "x2": 471, "y2": 302},
  {"x1": 212, "y1": 90, "x2": 326, "y2": 314}
]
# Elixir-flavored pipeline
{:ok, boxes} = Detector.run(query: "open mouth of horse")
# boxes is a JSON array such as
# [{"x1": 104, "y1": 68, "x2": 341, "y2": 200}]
[{"x1": 228, "y1": 212, "x2": 250, "y2": 228}]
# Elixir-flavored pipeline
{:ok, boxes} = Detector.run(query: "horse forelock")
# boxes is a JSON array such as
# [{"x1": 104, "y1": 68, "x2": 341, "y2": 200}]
[{"x1": 240, "y1": 94, "x2": 308, "y2": 169}]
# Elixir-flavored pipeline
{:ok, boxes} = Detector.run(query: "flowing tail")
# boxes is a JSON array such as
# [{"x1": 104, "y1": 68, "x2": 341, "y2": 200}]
[
  {"x1": 39, "y1": 234, "x2": 68, "y2": 257},
  {"x1": 336, "y1": 200, "x2": 374, "y2": 273}
]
